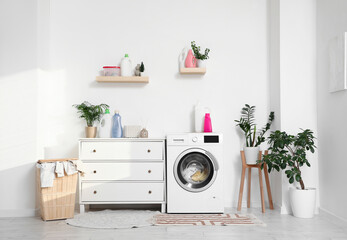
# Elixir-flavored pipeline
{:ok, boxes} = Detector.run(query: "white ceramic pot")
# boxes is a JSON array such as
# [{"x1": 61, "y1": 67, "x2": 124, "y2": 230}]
[
  {"x1": 197, "y1": 59, "x2": 206, "y2": 68},
  {"x1": 289, "y1": 187, "x2": 316, "y2": 218},
  {"x1": 244, "y1": 146, "x2": 260, "y2": 164}
]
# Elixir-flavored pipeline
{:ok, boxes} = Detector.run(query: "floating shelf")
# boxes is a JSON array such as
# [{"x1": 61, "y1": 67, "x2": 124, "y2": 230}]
[
  {"x1": 180, "y1": 68, "x2": 206, "y2": 74},
  {"x1": 96, "y1": 76, "x2": 149, "y2": 83}
]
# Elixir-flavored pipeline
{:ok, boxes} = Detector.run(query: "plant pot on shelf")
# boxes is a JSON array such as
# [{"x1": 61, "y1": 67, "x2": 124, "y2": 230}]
[
  {"x1": 289, "y1": 187, "x2": 316, "y2": 218},
  {"x1": 197, "y1": 59, "x2": 206, "y2": 68},
  {"x1": 85, "y1": 126, "x2": 97, "y2": 138},
  {"x1": 244, "y1": 146, "x2": 260, "y2": 164}
]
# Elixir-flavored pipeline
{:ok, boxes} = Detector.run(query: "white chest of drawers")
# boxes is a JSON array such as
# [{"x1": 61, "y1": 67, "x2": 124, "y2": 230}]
[{"x1": 78, "y1": 138, "x2": 166, "y2": 213}]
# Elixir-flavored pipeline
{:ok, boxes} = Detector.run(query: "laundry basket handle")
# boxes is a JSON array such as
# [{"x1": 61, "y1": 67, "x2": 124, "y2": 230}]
[{"x1": 37, "y1": 158, "x2": 78, "y2": 163}]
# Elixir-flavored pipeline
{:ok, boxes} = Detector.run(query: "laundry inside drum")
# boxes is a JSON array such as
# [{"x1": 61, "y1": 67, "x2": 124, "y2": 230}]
[{"x1": 181, "y1": 154, "x2": 211, "y2": 184}]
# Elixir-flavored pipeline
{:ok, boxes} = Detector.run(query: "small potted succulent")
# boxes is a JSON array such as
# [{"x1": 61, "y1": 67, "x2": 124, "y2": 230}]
[
  {"x1": 235, "y1": 104, "x2": 274, "y2": 164},
  {"x1": 73, "y1": 101, "x2": 109, "y2": 138},
  {"x1": 259, "y1": 129, "x2": 316, "y2": 218},
  {"x1": 191, "y1": 41, "x2": 210, "y2": 68},
  {"x1": 140, "y1": 62, "x2": 146, "y2": 76}
]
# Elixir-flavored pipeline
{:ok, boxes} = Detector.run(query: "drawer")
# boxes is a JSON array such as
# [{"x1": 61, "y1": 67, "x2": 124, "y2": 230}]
[
  {"x1": 81, "y1": 162, "x2": 164, "y2": 181},
  {"x1": 80, "y1": 141, "x2": 163, "y2": 160},
  {"x1": 81, "y1": 182, "x2": 164, "y2": 202}
]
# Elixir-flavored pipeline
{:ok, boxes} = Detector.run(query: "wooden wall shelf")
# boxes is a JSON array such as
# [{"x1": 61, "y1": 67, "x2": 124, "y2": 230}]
[
  {"x1": 96, "y1": 76, "x2": 149, "y2": 83},
  {"x1": 180, "y1": 68, "x2": 206, "y2": 74}
]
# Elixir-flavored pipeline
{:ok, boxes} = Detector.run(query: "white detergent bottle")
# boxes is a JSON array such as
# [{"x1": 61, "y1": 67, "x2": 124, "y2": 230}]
[
  {"x1": 120, "y1": 53, "x2": 132, "y2": 76},
  {"x1": 195, "y1": 102, "x2": 210, "y2": 132},
  {"x1": 98, "y1": 109, "x2": 112, "y2": 138}
]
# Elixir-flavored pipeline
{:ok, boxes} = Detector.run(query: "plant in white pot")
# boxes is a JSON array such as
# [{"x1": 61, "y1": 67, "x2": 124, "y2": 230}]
[
  {"x1": 235, "y1": 104, "x2": 274, "y2": 164},
  {"x1": 191, "y1": 41, "x2": 210, "y2": 68},
  {"x1": 259, "y1": 129, "x2": 316, "y2": 218},
  {"x1": 73, "y1": 101, "x2": 109, "y2": 138}
]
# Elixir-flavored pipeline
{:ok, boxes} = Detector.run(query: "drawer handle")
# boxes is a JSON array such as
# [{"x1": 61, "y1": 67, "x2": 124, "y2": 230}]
[
  {"x1": 93, "y1": 149, "x2": 96, "y2": 153},
  {"x1": 93, "y1": 170, "x2": 97, "y2": 174},
  {"x1": 147, "y1": 149, "x2": 151, "y2": 153},
  {"x1": 148, "y1": 190, "x2": 152, "y2": 194},
  {"x1": 148, "y1": 170, "x2": 151, "y2": 174},
  {"x1": 94, "y1": 190, "x2": 97, "y2": 194}
]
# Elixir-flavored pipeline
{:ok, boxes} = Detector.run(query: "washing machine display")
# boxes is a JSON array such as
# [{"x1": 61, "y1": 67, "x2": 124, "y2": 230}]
[{"x1": 174, "y1": 148, "x2": 218, "y2": 193}]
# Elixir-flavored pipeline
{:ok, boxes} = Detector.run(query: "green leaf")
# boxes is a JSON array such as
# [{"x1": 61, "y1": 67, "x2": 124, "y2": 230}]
[
  {"x1": 289, "y1": 177, "x2": 294, "y2": 184},
  {"x1": 295, "y1": 174, "x2": 301, "y2": 182}
]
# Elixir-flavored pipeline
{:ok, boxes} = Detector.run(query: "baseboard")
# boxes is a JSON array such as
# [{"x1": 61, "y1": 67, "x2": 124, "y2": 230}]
[
  {"x1": 0, "y1": 208, "x2": 38, "y2": 217},
  {"x1": 320, "y1": 207, "x2": 347, "y2": 223}
]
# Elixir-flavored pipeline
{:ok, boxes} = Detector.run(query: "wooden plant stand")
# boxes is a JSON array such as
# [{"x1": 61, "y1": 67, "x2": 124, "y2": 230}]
[{"x1": 237, "y1": 150, "x2": 274, "y2": 213}]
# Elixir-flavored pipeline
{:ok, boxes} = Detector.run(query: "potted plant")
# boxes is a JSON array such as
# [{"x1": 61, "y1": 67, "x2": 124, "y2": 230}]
[
  {"x1": 191, "y1": 41, "x2": 210, "y2": 68},
  {"x1": 259, "y1": 129, "x2": 316, "y2": 218},
  {"x1": 235, "y1": 104, "x2": 274, "y2": 164},
  {"x1": 73, "y1": 101, "x2": 109, "y2": 138}
]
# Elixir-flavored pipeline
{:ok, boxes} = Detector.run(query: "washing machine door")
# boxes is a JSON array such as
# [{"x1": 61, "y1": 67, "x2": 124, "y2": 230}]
[{"x1": 173, "y1": 148, "x2": 219, "y2": 193}]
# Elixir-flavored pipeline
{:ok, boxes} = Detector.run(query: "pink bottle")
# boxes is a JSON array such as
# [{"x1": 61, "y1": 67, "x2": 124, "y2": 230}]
[
  {"x1": 204, "y1": 113, "x2": 212, "y2": 132},
  {"x1": 185, "y1": 49, "x2": 197, "y2": 68}
]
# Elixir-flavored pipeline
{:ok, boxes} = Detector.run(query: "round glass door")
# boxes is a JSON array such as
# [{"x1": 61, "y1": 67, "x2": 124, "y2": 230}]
[{"x1": 174, "y1": 149, "x2": 218, "y2": 193}]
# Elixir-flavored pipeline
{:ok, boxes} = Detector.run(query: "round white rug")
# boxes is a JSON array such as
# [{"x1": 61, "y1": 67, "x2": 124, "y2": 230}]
[{"x1": 66, "y1": 210, "x2": 160, "y2": 229}]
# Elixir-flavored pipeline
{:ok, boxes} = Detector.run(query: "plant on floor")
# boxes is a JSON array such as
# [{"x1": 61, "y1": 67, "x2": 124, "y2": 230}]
[
  {"x1": 191, "y1": 41, "x2": 210, "y2": 60},
  {"x1": 73, "y1": 101, "x2": 109, "y2": 127},
  {"x1": 235, "y1": 104, "x2": 275, "y2": 147},
  {"x1": 258, "y1": 129, "x2": 316, "y2": 190}
]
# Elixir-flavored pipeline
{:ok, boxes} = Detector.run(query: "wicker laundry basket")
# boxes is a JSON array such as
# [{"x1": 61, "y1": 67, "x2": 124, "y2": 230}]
[{"x1": 37, "y1": 158, "x2": 78, "y2": 221}]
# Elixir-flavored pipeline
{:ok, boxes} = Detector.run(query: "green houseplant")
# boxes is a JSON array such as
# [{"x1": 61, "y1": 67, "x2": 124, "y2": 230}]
[
  {"x1": 73, "y1": 101, "x2": 109, "y2": 138},
  {"x1": 235, "y1": 104, "x2": 274, "y2": 164},
  {"x1": 259, "y1": 129, "x2": 317, "y2": 218},
  {"x1": 191, "y1": 41, "x2": 210, "y2": 68}
]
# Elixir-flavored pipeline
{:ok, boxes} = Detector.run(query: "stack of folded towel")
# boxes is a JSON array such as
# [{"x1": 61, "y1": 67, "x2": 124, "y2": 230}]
[{"x1": 37, "y1": 160, "x2": 82, "y2": 188}]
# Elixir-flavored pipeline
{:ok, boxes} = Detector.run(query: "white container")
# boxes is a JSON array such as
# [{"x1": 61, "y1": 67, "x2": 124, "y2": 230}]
[
  {"x1": 179, "y1": 47, "x2": 189, "y2": 69},
  {"x1": 194, "y1": 103, "x2": 210, "y2": 132},
  {"x1": 244, "y1": 146, "x2": 260, "y2": 164},
  {"x1": 124, "y1": 125, "x2": 142, "y2": 138},
  {"x1": 197, "y1": 59, "x2": 206, "y2": 68},
  {"x1": 98, "y1": 109, "x2": 112, "y2": 138},
  {"x1": 120, "y1": 54, "x2": 133, "y2": 76},
  {"x1": 103, "y1": 66, "x2": 120, "y2": 76},
  {"x1": 290, "y1": 187, "x2": 316, "y2": 218}
]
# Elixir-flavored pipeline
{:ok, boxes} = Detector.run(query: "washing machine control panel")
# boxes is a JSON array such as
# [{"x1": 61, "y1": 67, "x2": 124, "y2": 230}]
[
  {"x1": 167, "y1": 133, "x2": 223, "y2": 145},
  {"x1": 204, "y1": 135, "x2": 219, "y2": 143}
]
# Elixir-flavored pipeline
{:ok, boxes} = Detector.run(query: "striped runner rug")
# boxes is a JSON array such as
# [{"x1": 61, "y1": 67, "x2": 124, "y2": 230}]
[{"x1": 153, "y1": 213, "x2": 265, "y2": 226}]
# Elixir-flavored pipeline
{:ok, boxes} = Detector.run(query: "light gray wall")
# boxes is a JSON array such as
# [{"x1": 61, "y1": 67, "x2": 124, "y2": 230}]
[{"x1": 317, "y1": 0, "x2": 347, "y2": 221}]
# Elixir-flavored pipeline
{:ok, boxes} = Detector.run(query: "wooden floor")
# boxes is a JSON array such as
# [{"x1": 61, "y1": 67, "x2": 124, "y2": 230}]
[{"x1": 1, "y1": 208, "x2": 347, "y2": 240}]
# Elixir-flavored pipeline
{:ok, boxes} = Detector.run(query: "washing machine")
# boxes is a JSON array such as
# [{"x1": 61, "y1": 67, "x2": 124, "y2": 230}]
[{"x1": 166, "y1": 133, "x2": 224, "y2": 213}]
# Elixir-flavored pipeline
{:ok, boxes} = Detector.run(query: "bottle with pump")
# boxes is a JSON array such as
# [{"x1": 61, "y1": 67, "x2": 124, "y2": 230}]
[
  {"x1": 112, "y1": 110, "x2": 123, "y2": 138},
  {"x1": 99, "y1": 109, "x2": 112, "y2": 138}
]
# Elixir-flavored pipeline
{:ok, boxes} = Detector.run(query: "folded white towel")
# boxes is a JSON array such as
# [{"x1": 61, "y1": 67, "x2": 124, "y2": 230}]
[
  {"x1": 55, "y1": 161, "x2": 64, "y2": 178},
  {"x1": 37, "y1": 163, "x2": 56, "y2": 188}
]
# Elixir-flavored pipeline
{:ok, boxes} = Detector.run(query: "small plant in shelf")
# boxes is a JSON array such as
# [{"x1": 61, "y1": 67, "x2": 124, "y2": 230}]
[
  {"x1": 140, "y1": 62, "x2": 146, "y2": 76},
  {"x1": 191, "y1": 41, "x2": 210, "y2": 68}
]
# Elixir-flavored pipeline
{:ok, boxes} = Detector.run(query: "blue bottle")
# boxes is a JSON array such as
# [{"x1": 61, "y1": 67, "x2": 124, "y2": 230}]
[{"x1": 111, "y1": 110, "x2": 123, "y2": 138}]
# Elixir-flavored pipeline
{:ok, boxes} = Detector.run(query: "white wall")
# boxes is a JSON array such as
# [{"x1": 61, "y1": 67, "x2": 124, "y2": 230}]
[
  {"x1": 269, "y1": 0, "x2": 319, "y2": 214},
  {"x1": 40, "y1": 0, "x2": 270, "y2": 209},
  {"x1": 0, "y1": 0, "x2": 38, "y2": 217},
  {"x1": 1, "y1": 0, "x2": 292, "y2": 216},
  {"x1": 316, "y1": 0, "x2": 347, "y2": 221}
]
